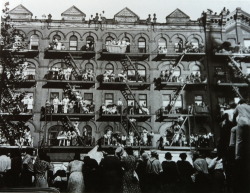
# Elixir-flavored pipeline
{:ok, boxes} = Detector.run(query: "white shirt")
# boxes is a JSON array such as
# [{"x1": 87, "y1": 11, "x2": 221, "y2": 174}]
[{"x1": 0, "y1": 155, "x2": 11, "y2": 172}]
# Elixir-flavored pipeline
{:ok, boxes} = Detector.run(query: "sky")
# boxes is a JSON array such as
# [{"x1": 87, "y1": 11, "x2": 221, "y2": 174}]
[{"x1": 2, "y1": 0, "x2": 250, "y2": 22}]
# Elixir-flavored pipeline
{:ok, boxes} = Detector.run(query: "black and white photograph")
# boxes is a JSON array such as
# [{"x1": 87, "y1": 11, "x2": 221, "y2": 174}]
[{"x1": 0, "y1": 0, "x2": 250, "y2": 192}]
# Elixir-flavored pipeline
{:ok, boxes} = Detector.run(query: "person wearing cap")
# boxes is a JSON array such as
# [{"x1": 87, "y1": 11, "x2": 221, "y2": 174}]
[
  {"x1": 146, "y1": 150, "x2": 162, "y2": 193},
  {"x1": 161, "y1": 152, "x2": 179, "y2": 193},
  {"x1": 177, "y1": 153, "x2": 194, "y2": 193}
]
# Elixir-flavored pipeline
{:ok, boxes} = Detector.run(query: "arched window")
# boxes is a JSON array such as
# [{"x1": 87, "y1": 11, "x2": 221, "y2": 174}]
[
  {"x1": 158, "y1": 38, "x2": 167, "y2": 53},
  {"x1": 82, "y1": 125, "x2": 93, "y2": 146},
  {"x1": 48, "y1": 125, "x2": 64, "y2": 146},
  {"x1": 174, "y1": 38, "x2": 183, "y2": 53},
  {"x1": 105, "y1": 36, "x2": 114, "y2": 45},
  {"x1": 192, "y1": 65, "x2": 201, "y2": 75},
  {"x1": 138, "y1": 37, "x2": 146, "y2": 53},
  {"x1": 124, "y1": 37, "x2": 130, "y2": 53},
  {"x1": 172, "y1": 66, "x2": 181, "y2": 77},
  {"x1": 86, "y1": 36, "x2": 94, "y2": 51},
  {"x1": 190, "y1": 38, "x2": 199, "y2": 48},
  {"x1": 127, "y1": 64, "x2": 146, "y2": 82},
  {"x1": 85, "y1": 63, "x2": 94, "y2": 72},
  {"x1": 24, "y1": 62, "x2": 36, "y2": 80},
  {"x1": 105, "y1": 63, "x2": 114, "y2": 74},
  {"x1": 53, "y1": 34, "x2": 61, "y2": 41},
  {"x1": 69, "y1": 35, "x2": 78, "y2": 50},
  {"x1": 29, "y1": 35, "x2": 39, "y2": 50}
]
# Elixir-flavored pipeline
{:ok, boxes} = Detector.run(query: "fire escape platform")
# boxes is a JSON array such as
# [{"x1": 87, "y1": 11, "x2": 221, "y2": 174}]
[
  {"x1": 97, "y1": 114, "x2": 125, "y2": 121},
  {"x1": 0, "y1": 113, "x2": 33, "y2": 121},
  {"x1": 127, "y1": 114, "x2": 151, "y2": 121},
  {"x1": 99, "y1": 52, "x2": 150, "y2": 61},
  {"x1": 217, "y1": 82, "x2": 249, "y2": 87},
  {"x1": 215, "y1": 53, "x2": 250, "y2": 62},
  {"x1": 153, "y1": 53, "x2": 205, "y2": 61},
  {"x1": 42, "y1": 80, "x2": 95, "y2": 89},
  {"x1": 155, "y1": 82, "x2": 207, "y2": 90},
  {"x1": 40, "y1": 113, "x2": 95, "y2": 121},
  {"x1": 44, "y1": 50, "x2": 95, "y2": 59},
  {"x1": 2, "y1": 49, "x2": 39, "y2": 58},
  {"x1": 12, "y1": 80, "x2": 36, "y2": 88},
  {"x1": 98, "y1": 81, "x2": 151, "y2": 90}
]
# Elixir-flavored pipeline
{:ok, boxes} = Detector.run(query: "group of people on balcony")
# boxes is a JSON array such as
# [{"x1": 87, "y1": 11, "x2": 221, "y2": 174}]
[
  {"x1": 216, "y1": 41, "x2": 250, "y2": 54},
  {"x1": 45, "y1": 67, "x2": 94, "y2": 81},
  {"x1": 174, "y1": 40, "x2": 205, "y2": 53},
  {"x1": 0, "y1": 126, "x2": 33, "y2": 147},
  {"x1": 44, "y1": 95, "x2": 94, "y2": 114},
  {"x1": 100, "y1": 128, "x2": 154, "y2": 147},
  {"x1": 100, "y1": 100, "x2": 150, "y2": 115},
  {"x1": 47, "y1": 37, "x2": 66, "y2": 51},
  {"x1": 159, "y1": 70, "x2": 205, "y2": 83}
]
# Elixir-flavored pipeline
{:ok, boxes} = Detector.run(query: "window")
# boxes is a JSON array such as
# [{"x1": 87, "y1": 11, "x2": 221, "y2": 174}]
[
  {"x1": 23, "y1": 62, "x2": 36, "y2": 80},
  {"x1": 174, "y1": 38, "x2": 183, "y2": 53},
  {"x1": 82, "y1": 125, "x2": 92, "y2": 143},
  {"x1": 124, "y1": 37, "x2": 130, "y2": 53},
  {"x1": 195, "y1": 95, "x2": 203, "y2": 106},
  {"x1": 158, "y1": 38, "x2": 167, "y2": 52},
  {"x1": 50, "y1": 92, "x2": 59, "y2": 103},
  {"x1": 105, "y1": 63, "x2": 114, "y2": 74},
  {"x1": 85, "y1": 63, "x2": 94, "y2": 72},
  {"x1": 105, "y1": 93, "x2": 114, "y2": 105},
  {"x1": 53, "y1": 35, "x2": 61, "y2": 41},
  {"x1": 175, "y1": 95, "x2": 183, "y2": 108},
  {"x1": 138, "y1": 37, "x2": 146, "y2": 53},
  {"x1": 127, "y1": 64, "x2": 146, "y2": 82},
  {"x1": 190, "y1": 38, "x2": 199, "y2": 48},
  {"x1": 162, "y1": 94, "x2": 170, "y2": 107},
  {"x1": 192, "y1": 65, "x2": 200, "y2": 75},
  {"x1": 69, "y1": 35, "x2": 78, "y2": 50},
  {"x1": 139, "y1": 94, "x2": 147, "y2": 106},
  {"x1": 105, "y1": 36, "x2": 113, "y2": 45},
  {"x1": 86, "y1": 36, "x2": 94, "y2": 50},
  {"x1": 84, "y1": 93, "x2": 93, "y2": 103},
  {"x1": 243, "y1": 39, "x2": 250, "y2": 48},
  {"x1": 29, "y1": 35, "x2": 39, "y2": 50},
  {"x1": 48, "y1": 125, "x2": 64, "y2": 146}
]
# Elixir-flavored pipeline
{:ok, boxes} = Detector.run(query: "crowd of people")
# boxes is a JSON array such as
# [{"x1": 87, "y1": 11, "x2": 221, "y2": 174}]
[{"x1": 1, "y1": 146, "x2": 249, "y2": 193}]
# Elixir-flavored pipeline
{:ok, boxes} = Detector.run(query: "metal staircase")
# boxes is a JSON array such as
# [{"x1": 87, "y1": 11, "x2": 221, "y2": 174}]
[
  {"x1": 120, "y1": 115, "x2": 140, "y2": 136},
  {"x1": 168, "y1": 83, "x2": 187, "y2": 114},
  {"x1": 166, "y1": 51, "x2": 186, "y2": 82},
  {"x1": 232, "y1": 85, "x2": 243, "y2": 99},
  {"x1": 64, "y1": 53, "x2": 81, "y2": 80},
  {"x1": 60, "y1": 116, "x2": 85, "y2": 146},
  {"x1": 227, "y1": 56, "x2": 250, "y2": 84}
]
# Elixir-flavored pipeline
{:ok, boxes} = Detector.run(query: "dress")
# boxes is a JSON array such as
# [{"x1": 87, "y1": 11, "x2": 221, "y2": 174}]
[
  {"x1": 122, "y1": 155, "x2": 141, "y2": 193},
  {"x1": 67, "y1": 160, "x2": 84, "y2": 193},
  {"x1": 34, "y1": 158, "x2": 53, "y2": 187}
]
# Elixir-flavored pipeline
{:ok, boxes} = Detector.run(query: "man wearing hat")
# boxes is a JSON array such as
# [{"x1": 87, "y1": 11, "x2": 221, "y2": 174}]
[{"x1": 146, "y1": 150, "x2": 162, "y2": 193}]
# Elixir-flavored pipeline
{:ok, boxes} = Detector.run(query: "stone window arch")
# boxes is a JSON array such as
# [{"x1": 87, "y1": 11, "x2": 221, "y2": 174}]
[
  {"x1": 48, "y1": 125, "x2": 64, "y2": 146},
  {"x1": 29, "y1": 34, "x2": 39, "y2": 50},
  {"x1": 138, "y1": 37, "x2": 146, "y2": 53},
  {"x1": 105, "y1": 63, "x2": 114, "y2": 73},
  {"x1": 69, "y1": 35, "x2": 78, "y2": 50}
]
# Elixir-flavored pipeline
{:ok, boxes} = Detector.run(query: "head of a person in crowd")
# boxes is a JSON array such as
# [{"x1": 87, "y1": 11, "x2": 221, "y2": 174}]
[
  {"x1": 192, "y1": 151, "x2": 201, "y2": 161},
  {"x1": 238, "y1": 99, "x2": 247, "y2": 105},
  {"x1": 150, "y1": 150, "x2": 158, "y2": 159},
  {"x1": 142, "y1": 152, "x2": 149, "y2": 161},
  {"x1": 107, "y1": 147, "x2": 115, "y2": 155},
  {"x1": 21, "y1": 149, "x2": 28, "y2": 156},
  {"x1": 179, "y1": 153, "x2": 187, "y2": 161},
  {"x1": 115, "y1": 146, "x2": 124, "y2": 158},
  {"x1": 165, "y1": 152, "x2": 172, "y2": 160},
  {"x1": 74, "y1": 153, "x2": 81, "y2": 161},
  {"x1": 84, "y1": 155, "x2": 91, "y2": 163},
  {"x1": 125, "y1": 147, "x2": 133, "y2": 156}
]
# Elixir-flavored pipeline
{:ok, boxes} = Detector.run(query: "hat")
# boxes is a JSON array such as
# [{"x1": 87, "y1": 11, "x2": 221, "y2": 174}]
[
  {"x1": 179, "y1": 153, "x2": 187, "y2": 159},
  {"x1": 165, "y1": 152, "x2": 172, "y2": 159},
  {"x1": 151, "y1": 150, "x2": 158, "y2": 157},
  {"x1": 141, "y1": 152, "x2": 149, "y2": 161}
]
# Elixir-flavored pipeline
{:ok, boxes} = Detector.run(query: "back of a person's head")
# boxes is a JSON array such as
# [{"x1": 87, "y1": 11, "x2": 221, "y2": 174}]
[
  {"x1": 179, "y1": 153, "x2": 187, "y2": 160},
  {"x1": 125, "y1": 147, "x2": 134, "y2": 156},
  {"x1": 84, "y1": 156, "x2": 90, "y2": 162}
]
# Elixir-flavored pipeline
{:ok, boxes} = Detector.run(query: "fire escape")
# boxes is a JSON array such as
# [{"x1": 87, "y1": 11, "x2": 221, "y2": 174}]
[{"x1": 227, "y1": 56, "x2": 250, "y2": 99}]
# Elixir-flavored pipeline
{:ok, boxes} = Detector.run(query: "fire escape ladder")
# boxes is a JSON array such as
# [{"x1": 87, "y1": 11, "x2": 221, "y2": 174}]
[
  {"x1": 232, "y1": 85, "x2": 243, "y2": 99},
  {"x1": 121, "y1": 84, "x2": 147, "y2": 115},
  {"x1": 60, "y1": 116, "x2": 85, "y2": 146},
  {"x1": 166, "y1": 51, "x2": 186, "y2": 82},
  {"x1": 120, "y1": 115, "x2": 140, "y2": 136},
  {"x1": 168, "y1": 83, "x2": 187, "y2": 114},
  {"x1": 64, "y1": 53, "x2": 81, "y2": 79},
  {"x1": 228, "y1": 56, "x2": 250, "y2": 84},
  {"x1": 120, "y1": 55, "x2": 144, "y2": 82},
  {"x1": 66, "y1": 83, "x2": 86, "y2": 112}
]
